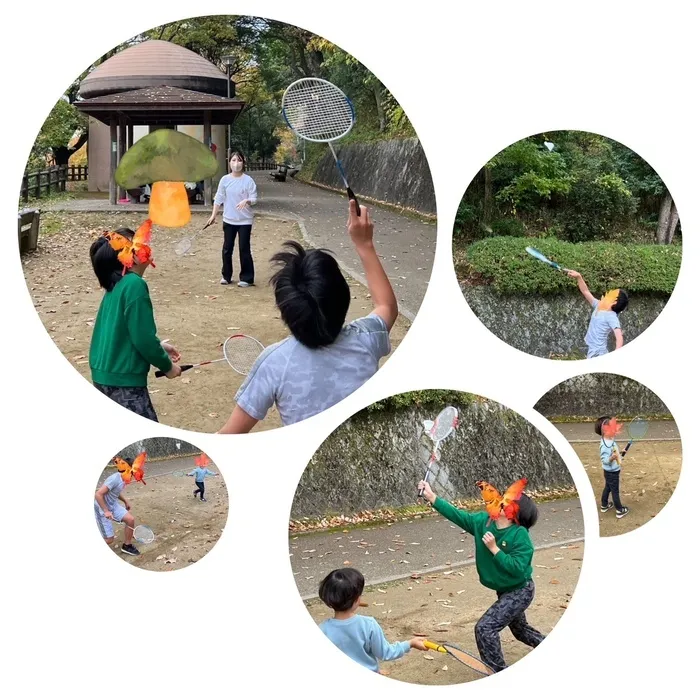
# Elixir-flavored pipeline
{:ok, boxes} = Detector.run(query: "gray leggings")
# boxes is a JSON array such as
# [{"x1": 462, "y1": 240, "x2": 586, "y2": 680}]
[{"x1": 475, "y1": 579, "x2": 545, "y2": 673}]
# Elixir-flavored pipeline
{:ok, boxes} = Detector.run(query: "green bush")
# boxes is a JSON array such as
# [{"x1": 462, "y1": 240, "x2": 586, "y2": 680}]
[{"x1": 462, "y1": 237, "x2": 681, "y2": 295}]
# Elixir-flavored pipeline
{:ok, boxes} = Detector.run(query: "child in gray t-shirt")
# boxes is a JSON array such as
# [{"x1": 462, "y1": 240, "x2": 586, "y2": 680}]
[
  {"x1": 218, "y1": 201, "x2": 399, "y2": 433},
  {"x1": 567, "y1": 270, "x2": 628, "y2": 358}
]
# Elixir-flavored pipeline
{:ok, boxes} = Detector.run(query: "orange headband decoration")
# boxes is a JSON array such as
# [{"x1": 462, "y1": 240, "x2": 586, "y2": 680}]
[
  {"x1": 194, "y1": 453, "x2": 211, "y2": 467},
  {"x1": 598, "y1": 288, "x2": 621, "y2": 311},
  {"x1": 104, "y1": 219, "x2": 155, "y2": 275},
  {"x1": 114, "y1": 452, "x2": 147, "y2": 484},
  {"x1": 476, "y1": 478, "x2": 528, "y2": 524},
  {"x1": 601, "y1": 418, "x2": 623, "y2": 440}
]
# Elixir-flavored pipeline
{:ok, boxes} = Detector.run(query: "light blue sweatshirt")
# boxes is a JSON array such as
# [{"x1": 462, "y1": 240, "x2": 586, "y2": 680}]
[
  {"x1": 319, "y1": 615, "x2": 410, "y2": 672},
  {"x1": 187, "y1": 467, "x2": 216, "y2": 482}
]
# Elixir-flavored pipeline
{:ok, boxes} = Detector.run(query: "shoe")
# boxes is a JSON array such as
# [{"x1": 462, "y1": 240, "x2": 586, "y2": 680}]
[
  {"x1": 220, "y1": 278, "x2": 231, "y2": 285},
  {"x1": 616, "y1": 507, "x2": 630, "y2": 519},
  {"x1": 121, "y1": 543, "x2": 140, "y2": 556},
  {"x1": 201, "y1": 497, "x2": 207, "y2": 502},
  {"x1": 237, "y1": 281, "x2": 252, "y2": 287},
  {"x1": 601, "y1": 502, "x2": 614, "y2": 513},
  {"x1": 193, "y1": 490, "x2": 197, "y2": 498}
]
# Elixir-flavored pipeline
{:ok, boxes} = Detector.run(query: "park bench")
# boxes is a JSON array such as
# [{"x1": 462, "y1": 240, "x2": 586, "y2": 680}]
[
  {"x1": 18, "y1": 208, "x2": 40, "y2": 253},
  {"x1": 270, "y1": 165, "x2": 288, "y2": 182}
]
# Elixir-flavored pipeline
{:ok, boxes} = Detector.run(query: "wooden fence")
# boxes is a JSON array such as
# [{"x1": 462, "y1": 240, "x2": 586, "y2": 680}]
[
  {"x1": 247, "y1": 161, "x2": 282, "y2": 172},
  {"x1": 20, "y1": 165, "x2": 88, "y2": 202}
]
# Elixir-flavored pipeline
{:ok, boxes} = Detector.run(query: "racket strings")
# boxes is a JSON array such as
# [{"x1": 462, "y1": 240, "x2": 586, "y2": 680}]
[
  {"x1": 432, "y1": 407, "x2": 458, "y2": 442},
  {"x1": 283, "y1": 81, "x2": 354, "y2": 141},
  {"x1": 628, "y1": 419, "x2": 649, "y2": 440},
  {"x1": 224, "y1": 336, "x2": 263, "y2": 374}
]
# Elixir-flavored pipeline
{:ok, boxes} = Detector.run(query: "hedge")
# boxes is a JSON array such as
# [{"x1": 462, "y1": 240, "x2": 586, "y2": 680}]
[
  {"x1": 362, "y1": 390, "x2": 478, "y2": 414},
  {"x1": 460, "y1": 237, "x2": 681, "y2": 295}
]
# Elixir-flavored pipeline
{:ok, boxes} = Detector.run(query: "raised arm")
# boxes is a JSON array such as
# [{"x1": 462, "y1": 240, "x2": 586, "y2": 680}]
[
  {"x1": 567, "y1": 269, "x2": 596, "y2": 306},
  {"x1": 613, "y1": 327, "x2": 623, "y2": 350},
  {"x1": 347, "y1": 202, "x2": 398, "y2": 331},
  {"x1": 418, "y1": 480, "x2": 479, "y2": 535}
]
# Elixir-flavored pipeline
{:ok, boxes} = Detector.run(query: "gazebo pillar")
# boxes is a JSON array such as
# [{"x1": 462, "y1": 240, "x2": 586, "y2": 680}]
[
  {"x1": 109, "y1": 118, "x2": 117, "y2": 205},
  {"x1": 203, "y1": 111, "x2": 212, "y2": 207},
  {"x1": 127, "y1": 124, "x2": 134, "y2": 149},
  {"x1": 118, "y1": 119, "x2": 127, "y2": 201}
]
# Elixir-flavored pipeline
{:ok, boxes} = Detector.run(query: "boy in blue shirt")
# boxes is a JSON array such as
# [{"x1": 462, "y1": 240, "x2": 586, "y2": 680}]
[
  {"x1": 318, "y1": 568, "x2": 426, "y2": 673},
  {"x1": 567, "y1": 270, "x2": 628, "y2": 358},
  {"x1": 187, "y1": 460, "x2": 218, "y2": 502},
  {"x1": 595, "y1": 416, "x2": 629, "y2": 518}
]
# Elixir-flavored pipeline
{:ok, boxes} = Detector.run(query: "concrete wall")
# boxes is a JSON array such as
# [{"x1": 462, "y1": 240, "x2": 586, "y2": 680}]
[
  {"x1": 303, "y1": 137, "x2": 436, "y2": 215},
  {"x1": 291, "y1": 399, "x2": 573, "y2": 520},
  {"x1": 462, "y1": 285, "x2": 668, "y2": 358},
  {"x1": 534, "y1": 374, "x2": 670, "y2": 418}
]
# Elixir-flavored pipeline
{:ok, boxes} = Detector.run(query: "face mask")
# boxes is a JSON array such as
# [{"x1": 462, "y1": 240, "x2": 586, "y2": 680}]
[{"x1": 231, "y1": 161, "x2": 243, "y2": 172}]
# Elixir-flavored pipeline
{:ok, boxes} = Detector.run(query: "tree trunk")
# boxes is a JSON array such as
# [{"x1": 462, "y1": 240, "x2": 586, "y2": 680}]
[
  {"x1": 656, "y1": 189, "x2": 678, "y2": 244},
  {"x1": 51, "y1": 132, "x2": 88, "y2": 167},
  {"x1": 373, "y1": 83, "x2": 386, "y2": 132},
  {"x1": 483, "y1": 166, "x2": 494, "y2": 226}
]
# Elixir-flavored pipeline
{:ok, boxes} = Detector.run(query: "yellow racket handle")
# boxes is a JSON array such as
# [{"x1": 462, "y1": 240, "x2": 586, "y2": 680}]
[{"x1": 424, "y1": 641, "x2": 446, "y2": 653}]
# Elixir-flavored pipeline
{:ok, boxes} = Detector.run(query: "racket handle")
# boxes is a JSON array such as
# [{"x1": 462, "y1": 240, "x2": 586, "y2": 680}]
[
  {"x1": 424, "y1": 641, "x2": 444, "y2": 653},
  {"x1": 622, "y1": 440, "x2": 632, "y2": 455},
  {"x1": 156, "y1": 364, "x2": 193, "y2": 378},
  {"x1": 348, "y1": 189, "x2": 361, "y2": 216}
]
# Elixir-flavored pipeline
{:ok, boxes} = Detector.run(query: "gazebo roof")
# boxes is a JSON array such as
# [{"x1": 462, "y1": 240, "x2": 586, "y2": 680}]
[
  {"x1": 76, "y1": 86, "x2": 245, "y2": 126},
  {"x1": 79, "y1": 40, "x2": 231, "y2": 99}
]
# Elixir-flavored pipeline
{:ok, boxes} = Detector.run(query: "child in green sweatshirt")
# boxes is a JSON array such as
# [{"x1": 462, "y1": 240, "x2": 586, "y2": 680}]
[
  {"x1": 417, "y1": 479, "x2": 545, "y2": 673},
  {"x1": 89, "y1": 225, "x2": 182, "y2": 421}
]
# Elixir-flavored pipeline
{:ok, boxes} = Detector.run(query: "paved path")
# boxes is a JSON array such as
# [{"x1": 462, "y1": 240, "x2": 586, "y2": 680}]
[
  {"x1": 44, "y1": 174, "x2": 436, "y2": 320},
  {"x1": 555, "y1": 420, "x2": 680, "y2": 442},
  {"x1": 290, "y1": 497, "x2": 583, "y2": 598}
]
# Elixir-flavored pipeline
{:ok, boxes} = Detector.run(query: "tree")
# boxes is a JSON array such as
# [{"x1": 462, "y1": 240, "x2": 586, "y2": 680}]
[
  {"x1": 31, "y1": 98, "x2": 88, "y2": 168},
  {"x1": 656, "y1": 189, "x2": 680, "y2": 244}
]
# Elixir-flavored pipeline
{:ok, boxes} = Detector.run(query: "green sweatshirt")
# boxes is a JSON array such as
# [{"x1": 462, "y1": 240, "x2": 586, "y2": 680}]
[
  {"x1": 433, "y1": 498, "x2": 534, "y2": 593},
  {"x1": 90, "y1": 272, "x2": 172, "y2": 387}
]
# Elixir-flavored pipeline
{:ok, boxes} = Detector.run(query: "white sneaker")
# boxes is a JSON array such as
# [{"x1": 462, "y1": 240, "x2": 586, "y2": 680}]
[
  {"x1": 237, "y1": 281, "x2": 251, "y2": 288},
  {"x1": 220, "y1": 278, "x2": 230, "y2": 285}
]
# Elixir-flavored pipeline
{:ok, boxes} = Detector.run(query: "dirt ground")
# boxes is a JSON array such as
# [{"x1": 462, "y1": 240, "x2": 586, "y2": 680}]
[
  {"x1": 573, "y1": 441, "x2": 682, "y2": 536},
  {"x1": 305, "y1": 542, "x2": 583, "y2": 684},
  {"x1": 96, "y1": 458, "x2": 228, "y2": 571},
  {"x1": 21, "y1": 211, "x2": 409, "y2": 432}
]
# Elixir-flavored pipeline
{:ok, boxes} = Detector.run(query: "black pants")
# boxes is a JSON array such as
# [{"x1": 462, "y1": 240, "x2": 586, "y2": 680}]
[
  {"x1": 194, "y1": 481, "x2": 205, "y2": 499},
  {"x1": 93, "y1": 383, "x2": 158, "y2": 422},
  {"x1": 474, "y1": 579, "x2": 545, "y2": 673},
  {"x1": 602, "y1": 470, "x2": 624, "y2": 509},
  {"x1": 222, "y1": 223, "x2": 254, "y2": 284}
]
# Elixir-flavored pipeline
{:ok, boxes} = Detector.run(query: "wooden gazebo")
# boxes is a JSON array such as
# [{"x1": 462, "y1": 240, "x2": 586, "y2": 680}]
[{"x1": 76, "y1": 40, "x2": 245, "y2": 205}]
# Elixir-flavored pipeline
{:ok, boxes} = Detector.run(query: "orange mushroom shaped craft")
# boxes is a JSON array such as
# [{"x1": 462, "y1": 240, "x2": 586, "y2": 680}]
[{"x1": 115, "y1": 130, "x2": 219, "y2": 227}]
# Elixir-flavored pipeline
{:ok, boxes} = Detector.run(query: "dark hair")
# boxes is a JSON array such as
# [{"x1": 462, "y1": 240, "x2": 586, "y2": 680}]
[
  {"x1": 517, "y1": 494, "x2": 538, "y2": 530},
  {"x1": 270, "y1": 241, "x2": 351, "y2": 348},
  {"x1": 611, "y1": 289, "x2": 628, "y2": 313},
  {"x1": 594, "y1": 416, "x2": 612, "y2": 436},
  {"x1": 318, "y1": 568, "x2": 364, "y2": 611},
  {"x1": 230, "y1": 150, "x2": 247, "y2": 170},
  {"x1": 90, "y1": 228, "x2": 135, "y2": 292}
]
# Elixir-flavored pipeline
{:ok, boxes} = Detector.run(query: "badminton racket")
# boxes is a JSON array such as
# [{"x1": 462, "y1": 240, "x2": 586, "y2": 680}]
[
  {"x1": 282, "y1": 78, "x2": 361, "y2": 215},
  {"x1": 175, "y1": 220, "x2": 215, "y2": 256},
  {"x1": 526, "y1": 246, "x2": 569, "y2": 272},
  {"x1": 113, "y1": 520, "x2": 155, "y2": 544},
  {"x1": 156, "y1": 334, "x2": 265, "y2": 377},
  {"x1": 424, "y1": 641, "x2": 494, "y2": 676},
  {"x1": 621, "y1": 417, "x2": 649, "y2": 456},
  {"x1": 418, "y1": 406, "x2": 459, "y2": 498},
  {"x1": 172, "y1": 469, "x2": 188, "y2": 477}
]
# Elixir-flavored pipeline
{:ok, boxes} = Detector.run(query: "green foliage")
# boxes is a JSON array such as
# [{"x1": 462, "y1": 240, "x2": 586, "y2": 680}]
[
  {"x1": 490, "y1": 218, "x2": 526, "y2": 237},
  {"x1": 455, "y1": 131, "x2": 675, "y2": 244},
  {"x1": 362, "y1": 390, "x2": 478, "y2": 414},
  {"x1": 29, "y1": 99, "x2": 87, "y2": 166},
  {"x1": 462, "y1": 237, "x2": 681, "y2": 295}
]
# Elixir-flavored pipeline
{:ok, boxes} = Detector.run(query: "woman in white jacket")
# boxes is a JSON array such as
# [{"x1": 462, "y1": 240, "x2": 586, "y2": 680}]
[{"x1": 207, "y1": 151, "x2": 258, "y2": 287}]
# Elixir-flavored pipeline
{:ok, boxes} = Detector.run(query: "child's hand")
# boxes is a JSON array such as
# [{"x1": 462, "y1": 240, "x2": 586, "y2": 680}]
[
  {"x1": 409, "y1": 638, "x2": 427, "y2": 651},
  {"x1": 123, "y1": 501, "x2": 131, "y2": 511},
  {"x1": 567, "y1": 269, "x2": 582, "y2": 279},
  {"x1": 206, "y1": 214, "x2": 217, "y2": 227},
  {"x1": 347, "y1": 201, "x2": 374, "y2": 250},
  {"x1": 418, "y1": 480, "x2": 437, "y2": 504},
  {"x1": 236, "y1": 200, "x2": 250, "y2": 210},
  {"x1": 104, "y1": 510, "x2": 113, "y2": 520},
  {"x1": 161, "y1": 342, "x2": 181, "y2": 362},
  {"x1": 165, "y1": 364, "x2": 182, "y2": 379},
  {"x1": 482, "y1": 532, "x2": 500, "y2": 554}
]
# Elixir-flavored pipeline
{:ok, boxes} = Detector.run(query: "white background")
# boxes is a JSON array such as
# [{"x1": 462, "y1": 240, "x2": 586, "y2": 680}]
[{"x1": 1, "y1": 0, "x2": 697, "y2": 696}]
